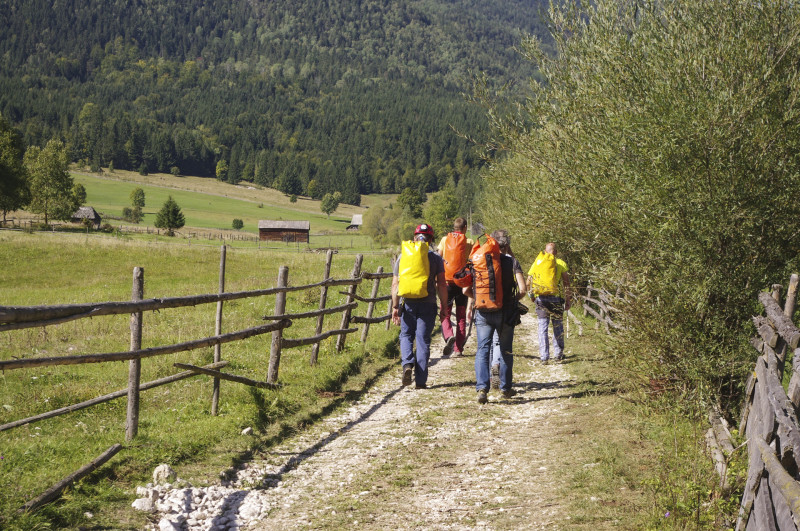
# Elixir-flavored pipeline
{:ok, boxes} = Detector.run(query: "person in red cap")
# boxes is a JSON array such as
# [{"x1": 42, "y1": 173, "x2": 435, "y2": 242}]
[{"x1": 390, "y1": 223, "x2": 449, "y2": 389}]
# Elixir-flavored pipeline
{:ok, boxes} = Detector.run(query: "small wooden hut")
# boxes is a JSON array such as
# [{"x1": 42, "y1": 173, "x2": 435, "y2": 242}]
[
  {"x1": 72, "y1": 206, "x2": 102, "y2": 229},
  {"x1": 346, "y1": 214, "x2": 362, "y2": 232},
  {"x1": 258, "y1": 220, "x2": 310, "y2": 243}
]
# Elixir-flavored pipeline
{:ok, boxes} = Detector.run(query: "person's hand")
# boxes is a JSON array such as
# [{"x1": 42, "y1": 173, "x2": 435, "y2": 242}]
[
  {"x1": 564, "y1": 298, "x2": 572, "y2": 312},
  {"x1": 466, "y1": 311, "x2": 472, "y2": 324},
  {"x1": 439, "y1": 306, "x2": 449, "y2": 321},
  {"x1": 391, "y1": 307, "x2": 401, "y2": 326}
]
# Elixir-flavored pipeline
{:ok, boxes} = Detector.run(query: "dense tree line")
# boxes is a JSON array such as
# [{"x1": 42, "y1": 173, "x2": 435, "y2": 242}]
[{"x1": 0, "y1": 0, "x2": 550, "y2": 204}]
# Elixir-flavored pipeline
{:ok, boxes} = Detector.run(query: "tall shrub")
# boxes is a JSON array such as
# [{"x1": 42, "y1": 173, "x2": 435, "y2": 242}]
[{"x1": 481, "y1": 0, "x2": 800, "y2": 409}]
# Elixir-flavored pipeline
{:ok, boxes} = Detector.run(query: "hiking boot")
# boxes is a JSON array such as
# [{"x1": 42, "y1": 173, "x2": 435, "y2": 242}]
[
  {"x1": 554, "y1": 355, "x2": 565, "y2": 363},
  {"x1": 402, "y1": 365, "x2": 413, "y2": 386},
  {"x1": 477, "y1": 389, "x2": 488, "y2": 404},
  {"x1": 501, "y1": 388, "x2": 517, "y2": 399},
  {"x1": 415, "y1": 383, "x2": 427, "y2": 390},
  {"x1": 490, "y1": 364, "x2": 500, "y2": 390},
  {"x1": 442, "y1": 335, "x2": 456, "y2": 357},
  {"x1": 452, "y1": 349, "x2": 462, "y2": 358},
  {"x1": 540, "y1": 358, "x2": 549, "y2": 366}
]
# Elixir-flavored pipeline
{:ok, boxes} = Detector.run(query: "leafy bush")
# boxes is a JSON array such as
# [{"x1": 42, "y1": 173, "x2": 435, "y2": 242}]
[
  {"x1": 232, "y1": 218, "x2": 243, "y2": 230},
  {"x1": 481, "y1": 0, "x2": 800, "y2": 410}
]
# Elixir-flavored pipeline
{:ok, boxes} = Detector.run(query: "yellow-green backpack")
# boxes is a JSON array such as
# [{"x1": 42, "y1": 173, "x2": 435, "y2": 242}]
[
  {"x1": 398, "y1": 240, "x2": 430, "y2": 298},
  {"x1": 528, "y1": 251, "x2": 558, "y2": 296}
]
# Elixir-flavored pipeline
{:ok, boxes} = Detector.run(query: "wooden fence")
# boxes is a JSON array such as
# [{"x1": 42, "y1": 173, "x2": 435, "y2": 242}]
[
  {"x1": 579, "y1": 282, "x2": 624, "y2": 334},
  {"x1": 0, "y1": 247, "x2": 394, "y2": 511},
  {"x1": 736, "y1": 274, "x2": 800, "y2": 530}
]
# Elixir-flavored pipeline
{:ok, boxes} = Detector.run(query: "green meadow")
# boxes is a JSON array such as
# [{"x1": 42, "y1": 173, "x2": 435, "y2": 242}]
[
  {"x1": 0, "y1": 231, "x2": 399, "y2": 529},
  {"x1": 73, "y1": 173, "x2": 355, "y2": 234}
]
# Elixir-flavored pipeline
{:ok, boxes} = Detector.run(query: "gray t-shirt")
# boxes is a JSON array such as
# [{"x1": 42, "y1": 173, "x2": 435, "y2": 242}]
[{"x1": 393, "y1": 250, "x2": 444, "y2": 305}]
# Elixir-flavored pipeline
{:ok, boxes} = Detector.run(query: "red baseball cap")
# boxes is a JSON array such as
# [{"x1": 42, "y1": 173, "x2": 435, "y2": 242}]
[{"x1": 414, "y1": 223, "x2": 434, "y2": 238}]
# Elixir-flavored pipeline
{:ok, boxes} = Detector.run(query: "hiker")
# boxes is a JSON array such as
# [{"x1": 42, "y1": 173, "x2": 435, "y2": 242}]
[
  {"x1": 436, "y1": 217, "x2": 474, "y2": 357},
  {"x1": 464, "y1": 229, "x2": 527, "y2": 403},
  {"x1": 527, "y1": 242, "x2": 571, "y2": 364},
  {"x1": 489, "y1": 235, "x2": 527, "y2": 390},
  {"x1": 391, "y1": 223, "x2": 449, "y2": 389}
]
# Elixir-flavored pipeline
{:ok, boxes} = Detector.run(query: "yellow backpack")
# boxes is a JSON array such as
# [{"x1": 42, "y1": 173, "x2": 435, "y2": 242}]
[
  {"x1": 398, "y1": 240, "x2": 430, "y2": 298},
  {"x1": 528, "y1": 251, "x2": 558, "y2": 296}
]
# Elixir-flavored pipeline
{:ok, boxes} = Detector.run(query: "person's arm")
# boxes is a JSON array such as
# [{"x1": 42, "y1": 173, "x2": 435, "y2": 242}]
[
  {"x1": 465, "y1": 291, "x2": 475, "y2": 323},
  {"x1": 436, "y1": 271, "x2": 449, "y2": 321},
  {"x1": 391, "y1": 275, "x2": 401, "y2": 325},
  {"x1": 562, "y1": 271, "x2": 572, "y2": 311},
  {"x1": 515, "y1": 271, "x2": 528, "y2": 301}
]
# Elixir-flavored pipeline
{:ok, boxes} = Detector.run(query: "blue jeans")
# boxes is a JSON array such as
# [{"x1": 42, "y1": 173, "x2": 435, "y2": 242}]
[
  {"x1": 475, "y1": 310, "x2": 514, "y2": 392},
  {"x1": 399, "y1": 301, "x2": 437, "y2": 387},
  {"x1": 535, "y1": 295, "x2": 564, "y2": 360},
  {"x1": 491, "y1": 330, "x2": 515, "y2": 391}
]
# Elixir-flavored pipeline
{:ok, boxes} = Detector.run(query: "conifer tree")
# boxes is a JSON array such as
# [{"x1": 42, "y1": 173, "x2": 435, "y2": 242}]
[{"x1": 154, "y1": 195, "x2": 185, "y2": 236}]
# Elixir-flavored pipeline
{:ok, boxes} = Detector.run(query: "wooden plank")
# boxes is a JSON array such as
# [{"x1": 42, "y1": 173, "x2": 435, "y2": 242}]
[
  {"x1": 706, "y1": 428, "x2": 728, "y2": 488},
  {"x1": 351, "y1": 314, "x2": 391, "y2": 325},
  {"x1": 758, "y1": 350, "x2": 800, "y2": 471},
  {"x1": 0, "y1": 362, "x2": 229, "y2": 432},
  {"x1": 754, "y1": 315, "x2": 779, "y2": 349},
  {"x1": 0, "y1": 320, "x2": 291, "y2": 371},
  {"x1": 267, "y1": 267, "x2": 289, "y2": 384},
  {"x1": 752, "y1": 474, "x2": 778, "y2": 530},
  {"x1": 282, "y1": 328, "x2": 358, "y2": 349},
  {"x1": 361, "y1": 266, "x2": 383, "y2": 343},
  {"x1": 337, "y1": 255, "x2": 363, "y2": 352},
  {"x1": 20, "y1": 444, "x2": 123, "y2": 513},
  {"x1": 761, "y1": 292, "x2": 800, "y2": 349},
  {"x1": 361, "y1": 271, "x2": 393, "y2": 280},
  {"x1": 740, "y1": 371, "x2": 757, "y2": 436},
  {"x1": 173, "y1": 363, "x2": 277, "y2": 390},
  {"x1": 736, "y1": 440, "x2": 764, "y2": 531},
  {"x1": 262, "y1": 302, "x2": 357, "y2": 321},
  {"x1": 212, "y1": 244, "x2": 227, "y2": 416},
  {"x1": 126, "y1": 267, "x2": 144, "y2": 441},
  {"x1": 0, "y1": 278, "x2": 361, "y2": 329},
  {"x1": 756, "y1": 436, "x2": 800, "y2": 527},
  {"x1": 310, "y1": 249, "x2": 335, "y2": 366},
  {"x1": 338, "y1": 291, "x2": 392, "y2": 303}
]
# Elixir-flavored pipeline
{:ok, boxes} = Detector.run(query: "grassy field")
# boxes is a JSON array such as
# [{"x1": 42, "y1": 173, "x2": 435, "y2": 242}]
[{"x1": 0, "y1": 232, "x2": 399, "y2": 530}]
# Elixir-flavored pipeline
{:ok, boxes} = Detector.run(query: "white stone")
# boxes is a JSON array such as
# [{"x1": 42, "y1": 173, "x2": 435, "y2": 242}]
[
  {"x1": 132, "y1": 498, "x2": 155, "y2": 512},
  {"x1": 153, "y1": 464, "x2": 177, "y2": 485},
  {"x1": 158, "y1": 516, "x2": 181, "y2": 531},
  {"x1": 241, "y1": 427, "x2": 253, "y2": 436}
]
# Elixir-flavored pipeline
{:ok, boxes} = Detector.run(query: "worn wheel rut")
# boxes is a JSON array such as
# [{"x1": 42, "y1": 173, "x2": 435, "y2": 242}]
[{"x1": 144, "y1": 312, "x2": 580, "y2": 530}]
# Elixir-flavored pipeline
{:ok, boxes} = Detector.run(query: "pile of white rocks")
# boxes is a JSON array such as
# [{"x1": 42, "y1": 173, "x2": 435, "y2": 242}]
[{"x1": 132, "y1": 462, "x2": 273, "y2": 531}]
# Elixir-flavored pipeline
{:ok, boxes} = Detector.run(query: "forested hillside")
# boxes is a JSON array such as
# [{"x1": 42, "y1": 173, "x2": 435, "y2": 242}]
[{"x1": 0, "y1": 0, "x2": 549, "y2": 204}]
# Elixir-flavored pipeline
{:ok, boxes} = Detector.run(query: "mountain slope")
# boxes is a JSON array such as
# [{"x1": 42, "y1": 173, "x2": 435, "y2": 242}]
[{"x1": 0, "y1": 0, "x2": 549, "y2": 203}]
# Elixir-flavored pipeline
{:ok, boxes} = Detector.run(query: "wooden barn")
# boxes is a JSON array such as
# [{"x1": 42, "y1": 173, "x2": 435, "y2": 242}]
[
  {"x1": 72, "y1": 206, "x2": 102, "y2": 229},
  {"x1": 258, "y1": 220, "x2": 310, "y2": 243},
  {"x1": 346, "y1": 214, "x2": 362, "y2": 232}
]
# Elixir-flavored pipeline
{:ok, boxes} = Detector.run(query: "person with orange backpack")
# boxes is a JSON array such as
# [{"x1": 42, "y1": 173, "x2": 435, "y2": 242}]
[
  {"x1": 391, "y1": 223, "x2": 449, "y2": 389},
  {"x1": 436, "y1": 217, "x2": 474, "y2": 357},
  {"x1": 527, "y1": 242, "x2": 572, "y2": 364},
  {"x1": 463, "y1": 229, "x2": 527, "y2": 404}
]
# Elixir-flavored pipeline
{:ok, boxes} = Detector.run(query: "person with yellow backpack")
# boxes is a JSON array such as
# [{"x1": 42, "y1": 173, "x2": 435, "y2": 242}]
[
  {"x1": 527, "y1": 242, "x2": 572, "y2": 364},
  {"x1": 436, "y1": 217, "x2": 474, "y2": 357},
  {"x1": 391, "y1": 223, "x2": 449, "y2": 389}
]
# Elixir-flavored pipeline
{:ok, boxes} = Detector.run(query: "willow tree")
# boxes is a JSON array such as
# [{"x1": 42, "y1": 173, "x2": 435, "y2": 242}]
[
  {"x1": 24, "y1": 139, "x2": 77, "y2": 225},
  {"x1": 481, "y1": 0, "x2": 800, "y2": 408}
]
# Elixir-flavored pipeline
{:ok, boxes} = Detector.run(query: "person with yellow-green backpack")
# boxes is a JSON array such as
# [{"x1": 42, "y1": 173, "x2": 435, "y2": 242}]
[
  {"x1": 391, "y1": 223, "x2": 449, "y2": 389},
  {"x1": 527, "y1": 242, "x2": 572, "y2": 364}
]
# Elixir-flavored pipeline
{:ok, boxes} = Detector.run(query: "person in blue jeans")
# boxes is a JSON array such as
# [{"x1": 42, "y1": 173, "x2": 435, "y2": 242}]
[
  {"x1": 391, "y1": 223, "x2": 449, "y2": 389},
  {"x1": 528, "y1": 242, "x2": 572, "y2": 364},
  {"x1": 465, "y1": 230, "x2": 528, "y2": 403}
]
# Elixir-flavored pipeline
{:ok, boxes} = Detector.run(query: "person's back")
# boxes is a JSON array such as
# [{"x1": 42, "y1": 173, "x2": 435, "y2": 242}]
[
  {"x1": 437, "y1": 217, "x2": 473, "y2": 357},
  {"x1": 528, "y1": 242, "x2": 571, "y2": 364}
]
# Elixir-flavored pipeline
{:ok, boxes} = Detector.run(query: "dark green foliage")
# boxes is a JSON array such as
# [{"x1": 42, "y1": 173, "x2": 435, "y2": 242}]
[
  {"x1": 23, "y1": 139, "x2": 76, "y2": 225},
  {"x1": 481, "y1": 0, "x2": 800, "y2": 411},
  {"x1": 232, "y1": 218, "x2": 243, "y2": 230},
  {"x1": 0, "y1": 0, "x2": 550, "y2": 199},
  {"x1": 0, "y1": 113, "x2": 29, "y2": 221},
  {"x1": 130, "y1": 187, "x2": 145, "y2": 208},
  {"x1": 122, "y1": 206, "x2": 143, "y2": 224},
  {"x1": 154, "y1": 196, "x2": 185, "y2": 235}
]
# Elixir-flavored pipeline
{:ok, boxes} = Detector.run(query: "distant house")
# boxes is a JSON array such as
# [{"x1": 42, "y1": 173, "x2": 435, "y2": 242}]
[
  {"x1": 72, "y1": 206, "x2": 102, "y2": 229},
  {"x1": 346, "y1": 214, "x2": 362, "y2": 232},
  {"x1": 258, "y1": 220, "x2": 310, "y2": 243}
]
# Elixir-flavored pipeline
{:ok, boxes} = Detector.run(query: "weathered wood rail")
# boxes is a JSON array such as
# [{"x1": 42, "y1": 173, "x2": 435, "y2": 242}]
[
  {"x1": 0, "y1": 247, "x2": 394, "y2": 511},
  {"x1": 579, "y1": 282, "x2": 623, "y2": 334},
  {"x1": 736, "y1": 274, "x2": 800, "y2": 530}
]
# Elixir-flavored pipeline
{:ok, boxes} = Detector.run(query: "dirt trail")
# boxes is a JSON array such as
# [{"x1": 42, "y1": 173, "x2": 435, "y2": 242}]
[{"x1": 148, "y1": 312, "x2": 584, "y2": 530}]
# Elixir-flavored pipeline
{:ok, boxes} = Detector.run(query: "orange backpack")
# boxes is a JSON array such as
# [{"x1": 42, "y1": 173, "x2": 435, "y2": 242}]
[
  {"x1": 442, "y1": 232, "x2": 467, "y2": 282},
  {"x1": 470, "y1": 235, "x2": 503, "y2": 311}
]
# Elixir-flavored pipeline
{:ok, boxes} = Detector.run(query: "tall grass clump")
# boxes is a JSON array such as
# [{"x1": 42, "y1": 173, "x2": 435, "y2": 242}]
[{"x1": 479, "y1": 0, "x2": 800, "y2": 413}]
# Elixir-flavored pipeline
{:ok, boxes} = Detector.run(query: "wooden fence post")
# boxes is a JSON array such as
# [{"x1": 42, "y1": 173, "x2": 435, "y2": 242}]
[
  {"x1": 310, "y1": 250, "x2": 334, "y2": 365},
  {"x1": 772, "y1": 284, "x2": 783, "y2": 305},
  {"x1": 337, "y1": 254, "x2": 363, "y2": 352},
  {"x1": 785, "y1": 274, "x2": 799, "y2": 319},
  {"x1": 212, "y1": 245, "x2": 226, "y2": 416},
  {"x1": 361, "y1": 266, "x2": 383, "y2": 342},
  {"x1": 267, "y1": 266, "x2": 289, "y2": 384},
  {"x1": 126, "y1": 267, "x2": 143, "y2": 441}
]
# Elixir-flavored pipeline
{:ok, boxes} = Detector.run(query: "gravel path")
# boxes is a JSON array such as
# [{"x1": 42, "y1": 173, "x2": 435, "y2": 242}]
[{"x1": 142, "y1": 312, "x2": 578, "y2": 530}]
